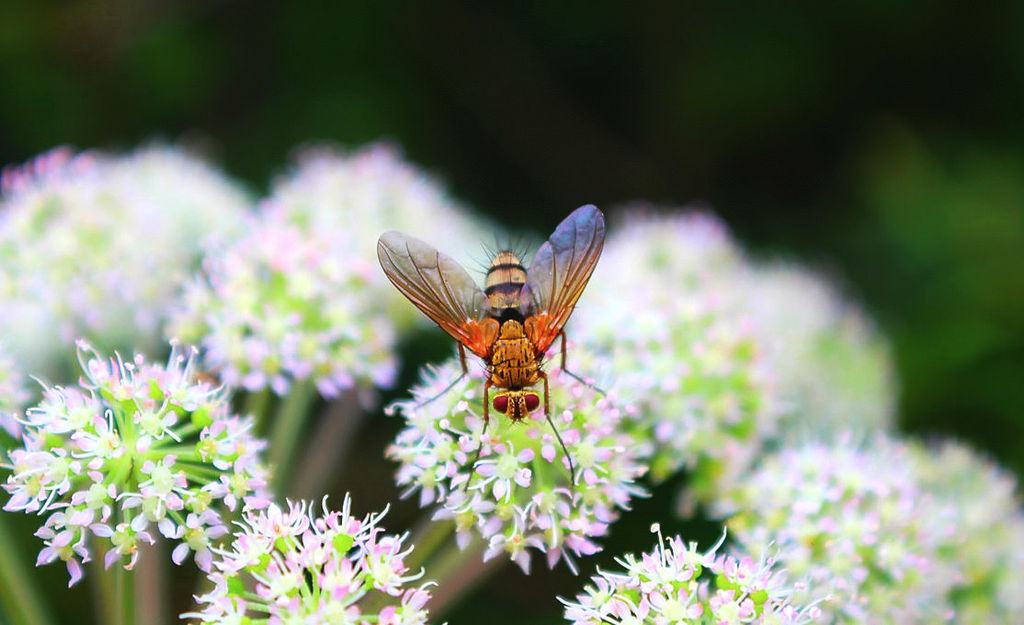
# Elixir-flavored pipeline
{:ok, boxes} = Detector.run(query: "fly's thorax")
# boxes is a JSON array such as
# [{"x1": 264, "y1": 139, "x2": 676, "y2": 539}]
[
  {"x1": 485, "y1": 250, "x2": 527, "y2": 311},
  {"x1": 489, "y1": 319, "x2": 539, "y2": 388}
]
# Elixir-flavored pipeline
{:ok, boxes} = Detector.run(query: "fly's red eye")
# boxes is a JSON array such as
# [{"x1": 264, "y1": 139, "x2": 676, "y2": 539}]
[
  {"x1": 493, "y1": 395, "x2": 509, "y2": 414},
  {"x1": 524, "y1": 394, "x2": 540, "y2": 412}
]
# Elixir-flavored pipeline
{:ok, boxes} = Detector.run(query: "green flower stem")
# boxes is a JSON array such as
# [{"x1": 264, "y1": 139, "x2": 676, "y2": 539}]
[
  {"x1": 268, "y1": 381, "x2": 318, "y2": 494},
  {"x1": 89, "y1": 545, "x2": 117, "y2": 625},
  {"x1": 172, "y1": 422, "x2": 203, "y2": 440},
  {"x1": 404, "y1": 518, "x2": 456, "y2": 572},
  {"x1": 288, "y1": 391, "x2": 365, "y2": 498},
  {"x1": 421, "y1": 536, "x2": 501, "y2": 616},
  {"x1": 0, "y1": 513, "x2": 55, "y2": 625},
  {"x1": 245, "y1": 388, "x2": 273, "y2": 434},
  {"x1": 134, "y1": 541, "x2": 167, "y2": 625},
  {"x1": 115, "y1": 559, "x2": 135, "y2": 625}
]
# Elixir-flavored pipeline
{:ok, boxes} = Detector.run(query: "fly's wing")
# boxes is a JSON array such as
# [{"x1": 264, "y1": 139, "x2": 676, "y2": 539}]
[
  {"x1": 378, "y1": 231, "x2": 498, "y2": 358},
  {"x1": 521, "y1": 204, "x2": 606, "y2": 355}
]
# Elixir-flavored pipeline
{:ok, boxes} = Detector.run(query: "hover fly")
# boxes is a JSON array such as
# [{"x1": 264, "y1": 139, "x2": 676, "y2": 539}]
[{"x1": 377, "y1": 205, "x2": 606, "y2": 486}]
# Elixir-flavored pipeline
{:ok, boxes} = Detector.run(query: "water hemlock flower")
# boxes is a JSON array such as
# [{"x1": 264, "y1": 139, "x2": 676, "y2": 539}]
[
  {"x1": 569, "y1": 210, "x2": 778, "y2": 501},
  {"x1": 184, "y1": 495, "x2": 436, "y2": 625},
  {"x1": 716, "y1": 435, "x2": 959, "y2": 624},
  {"x1": 0, "y1": 146, "x2": 249, "y2": 379},
  {"x1": 730, "y1": 262, "x2": 896, "y2": 439},
  {"x1": 560, "y1": 524, "x2": 821, "y2": 625},
  {"x1": 387, "y1": 353, "x2": 647, "y2": 573},
  {"x1": 169, "y1": 209, "x2": 399, "y2": 399},
  {"x1": 909, "y1": 440, "x2": 1024, "y2": 624},
  {"x1": 264, "y1": 143, "x2": 490, "y2": 332},
  {"x1": 2, "y1": 341, "x2": 271, "y2": 586}
]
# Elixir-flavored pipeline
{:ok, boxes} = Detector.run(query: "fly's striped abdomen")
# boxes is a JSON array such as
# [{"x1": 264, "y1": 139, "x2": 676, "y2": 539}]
[{"x1": 485, "y1": 251, "x2": 527, "y2": 311}]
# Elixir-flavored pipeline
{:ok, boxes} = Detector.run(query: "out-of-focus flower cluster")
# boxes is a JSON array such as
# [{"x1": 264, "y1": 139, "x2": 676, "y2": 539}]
[
  {"x1": 2, "y1": 341, "x2": 270, "y2": 586},
  {"x1": 570, "y1": 207, "x2": 898, "y2": 508},
  {"x1": 266, "y1": 143, "x2": 489, "y2": 330},
  {"x1": 185, "y1": 496, "x2": 435, "y2": 625},
  {"x1": 387, "y1": 353, "x2": 646, "y2": 573},
  {"x1": 0, "y1": 146, "x2": 249, "y2": 378},
  {"x1": 717, "y1": 435, "x2": 960, "y2": 624},
  {"x1": 170, "y1": 211, "x2": 398, "y2": 399},
  {"x1": 560, "y1": 524, "x2": 821, "y2": 625},
  {"x1": 729, "y1": 263, "x2": 896, "y2": 438},
  {"x1": 569, "y1": 211, "x2": 778, "y2": 501},
  {"x1": 910, "y1": 441, "x2": 1024, "y2": 624},
  {"x1": 0, "y1": 344, "x2": 29, "y2": 440},
  {"x1": 169, "y1": 143, "x2": 485, "y2": 398}
]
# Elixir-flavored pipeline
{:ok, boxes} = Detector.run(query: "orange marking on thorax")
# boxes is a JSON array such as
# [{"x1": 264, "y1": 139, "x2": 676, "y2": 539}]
[{"x1": 488, "y1": 319, "x2": 539, "y2": 389}]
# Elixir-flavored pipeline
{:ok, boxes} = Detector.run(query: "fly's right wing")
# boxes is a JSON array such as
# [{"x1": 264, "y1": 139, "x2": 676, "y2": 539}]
[
  {"x1": 377, "y1": 231, "x2": 498, "y2": 358},
  {"x1": 521, "y1": 204, "x2": 605, "y2": 355}
]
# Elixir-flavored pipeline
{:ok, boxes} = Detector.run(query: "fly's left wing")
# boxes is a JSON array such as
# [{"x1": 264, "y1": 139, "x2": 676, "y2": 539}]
[
  {"x1": 378, "y1": 231, "x2": 498, "y2": 358},
  {"x1": 522, "y1": 204, "x2": 606, "y2": 355}
]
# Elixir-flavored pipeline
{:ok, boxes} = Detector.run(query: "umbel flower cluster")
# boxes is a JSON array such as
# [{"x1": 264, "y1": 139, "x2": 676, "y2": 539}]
[
  {"x1": 0, "y1": 146, "x2": 248, "y2": 378},
  {"x1": 2, "y1": 341, "x2": 271, "y2": 585},
  {"x1": 264, "y1": 143, "x2": 489, "y2": 330},
  {"x1": 170, "y1": 208, "x2": 399, "y2": 399},
  {"x1": 727, "y1": 262, "x2": 896, "y2": 438},
  {"x1": 909, "y1": 441, "x2": 1024, "y2": 624},
  {"x1": 387, "y1": 352, "x2": 647, "y2": 573},
  {"x1": 170, "y1": 143, "x2": 486, "y2": 399},
  {"x1": 560, "y1": 524, "x2": 821, "y2": 625},
  {"x1": 185, "y1": 496, "x2": 435, "y2": 625},
  {"x1": 569, "y1": 211, "x2": 778, "y2": 500},
  {"x1": 716, "y1": 435, "x2": 959, "y2": 624}
]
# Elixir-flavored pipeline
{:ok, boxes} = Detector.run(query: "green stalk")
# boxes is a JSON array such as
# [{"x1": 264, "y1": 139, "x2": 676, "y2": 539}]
[
  {"x1": 244, "y1": 388, "x2": 273, "y2": 434},
  {"x1": 89, "y1": 547, "x2": 116, "y2": 625},
  {"x1": 421, "y1": 536, "x2": 501, "y2": 616},
  {"x1": 0, "y1": 513, "x2": 55, "y2": 625},
  {"x1": 115, "y1": 561, "x2": 135, "y2": 625},
  {"x1": 404, "y1": 518, "x2": 456, "y2": 572},
  {"x1": 134, "y1": 540, "x2": 166, "y2": 625},
  {"x1": 268, "y1": 382, "x2": 318, "y2": 494},
  {"x1": 288, "y1": 392, "x2": 365, "y2": 498}
]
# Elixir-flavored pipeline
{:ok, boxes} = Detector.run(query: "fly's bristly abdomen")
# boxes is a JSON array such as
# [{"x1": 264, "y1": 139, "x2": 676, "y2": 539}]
[{"x1": 484, "y1": 250, "x2": 527, "y2": 312}]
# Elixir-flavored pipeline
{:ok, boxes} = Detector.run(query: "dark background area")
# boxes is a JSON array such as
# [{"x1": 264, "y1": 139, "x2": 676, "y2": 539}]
[{"x1": 2, "y1": 2, "x2": 1023, "y2": 623}]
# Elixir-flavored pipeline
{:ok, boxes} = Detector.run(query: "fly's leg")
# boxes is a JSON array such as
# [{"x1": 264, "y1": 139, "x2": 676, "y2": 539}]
[
  {"x1": 415, "y1": 343, "x2": 469, "y2": 409},
  {"x1": 558, "y1": 330, "x2": 606, "y2": 396},
  {"x1": 539, "y1": 370, "x2": 577, "y2": 491},
  {"x1": 464, "y1": 378, "x2": 493, "y2": 492}
]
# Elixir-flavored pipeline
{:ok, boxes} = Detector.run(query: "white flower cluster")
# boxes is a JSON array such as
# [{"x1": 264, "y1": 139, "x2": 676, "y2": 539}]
[
  {"x1": 717, "y1": 435, "x2": 961, "y2": 624},
  {"x1": 387, "y1": 353, "x2": 647, "y2": 573},
  {"x1": 569, "y1": 211, "x2": 778, "y2": 501},
  {"x1": 2, "y1": 342, "x2": 270, "y2": 586},
  {"x1": 0, "y1": 146, "x2": 249, "y2": 378},
  {"x1": 185, "y1": 496, "x2": 436, "y2": 625},
  {"x1": 910, "y1": 440, "x2": 1024, "y2": 624},
  {"x1": 729, "y1": 262, "x2": 896, "y2": 439},
  {"x1": 170, "y1": 210, "x2": 398, "y2": 398},
  {"x1": 169, "y1": 143, "x2": 486, "y2": 397},
  {"x1": 267, "y1": 143, "x2": 489, "y2": 330},
  {"x1": 561, "y1": 524, "x2": 821, "y2": 625}
]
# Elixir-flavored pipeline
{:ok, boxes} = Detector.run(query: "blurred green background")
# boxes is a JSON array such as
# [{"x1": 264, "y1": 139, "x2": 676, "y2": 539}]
[{"x1": 1, "y1": 1, "x2": 1023, "y2": 623}]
